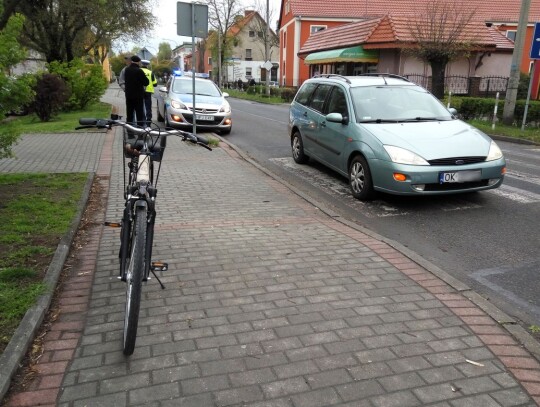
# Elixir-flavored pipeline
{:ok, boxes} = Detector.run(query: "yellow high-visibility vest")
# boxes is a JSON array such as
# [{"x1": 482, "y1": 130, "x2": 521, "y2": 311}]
[{"x1": 141, "y1": 67, "x2": 157, "y2": 93}]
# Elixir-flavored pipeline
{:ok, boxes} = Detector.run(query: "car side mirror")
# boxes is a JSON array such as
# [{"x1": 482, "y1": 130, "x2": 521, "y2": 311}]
[
  {"x1": 448, "y1": 107, "x2": 458, "y2": 116},
  {"x1": 158, "y1": 86, "x2": 168, "y2": 93},
  {"x1": 222, "y1": 92, "x2": 230, "y2": 98},
  {"x1": 326, "y1": 112, "x2": 348, "y2": 125}
]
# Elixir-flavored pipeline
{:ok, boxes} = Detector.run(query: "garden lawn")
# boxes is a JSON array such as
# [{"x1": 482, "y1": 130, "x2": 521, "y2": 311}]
[{"x1": 0, "y1": 172, "x2": 88, "y2": 354}]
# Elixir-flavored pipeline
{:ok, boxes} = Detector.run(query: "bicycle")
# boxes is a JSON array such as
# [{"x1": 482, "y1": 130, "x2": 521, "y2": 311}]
[{"x1": 76, "y1": 115, "x2": 212, "y2": 355}]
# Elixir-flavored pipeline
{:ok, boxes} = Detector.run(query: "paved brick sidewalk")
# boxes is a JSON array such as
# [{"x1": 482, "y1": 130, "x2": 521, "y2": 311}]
[{"x1": 3, "y1": 86, "x2": 540, "y2": 406}]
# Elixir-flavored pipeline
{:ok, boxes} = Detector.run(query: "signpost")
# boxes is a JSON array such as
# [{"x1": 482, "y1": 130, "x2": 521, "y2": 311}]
[
  {"x1": 522, "y1": 22, "x2": 540, "y2": 131},
  {"x1": 177, "y1": 1, "x2": 208, "y2": 135}
]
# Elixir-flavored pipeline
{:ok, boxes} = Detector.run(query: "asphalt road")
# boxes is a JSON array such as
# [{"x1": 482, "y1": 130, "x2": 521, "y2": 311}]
[{"x1": 225, "y1": 97, "x2": 540, "y2": 329}]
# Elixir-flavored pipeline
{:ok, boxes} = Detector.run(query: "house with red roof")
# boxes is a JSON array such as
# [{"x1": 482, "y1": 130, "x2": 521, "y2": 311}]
[
  {"x1": 185, "y1": 10, "x2": 279, "y2": 84},
  {"x1": 278, "y1": 0, "x2": 540, "y2": 94}
]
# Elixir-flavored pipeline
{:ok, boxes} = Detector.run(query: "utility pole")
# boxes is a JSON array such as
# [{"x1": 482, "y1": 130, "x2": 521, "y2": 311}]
[
  {"x1": 503, "y1": 0, "x2": 531, "y2": 125},
  {"x1": 265, "y1": 0, "x2": 270, "y2": 96}
]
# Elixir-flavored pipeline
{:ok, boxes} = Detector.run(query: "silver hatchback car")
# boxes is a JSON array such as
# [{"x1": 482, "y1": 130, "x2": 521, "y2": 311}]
[
  {"x1": 289, "y1": 74, "x2": 506, "y2": 200},
  {"x1": 157, "y1": 74, "x2": 232, "y2": 134}
]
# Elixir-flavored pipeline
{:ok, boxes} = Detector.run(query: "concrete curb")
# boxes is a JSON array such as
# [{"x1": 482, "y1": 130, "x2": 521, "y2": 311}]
[
  {"x1": 0, "y1": 172, "x2": 95, "y2": 402},
  {"x1": 215, "y1": 135, "x2": 540, "y2": 363}
]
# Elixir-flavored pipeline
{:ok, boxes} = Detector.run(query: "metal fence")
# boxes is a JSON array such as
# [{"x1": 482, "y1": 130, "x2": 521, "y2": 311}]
[
  {"x1": 404, "y1": 74, "x2": 509, "y2": 97},
  {"x1": 479, "y1": 76, "x2": 509, "y2": 97}
]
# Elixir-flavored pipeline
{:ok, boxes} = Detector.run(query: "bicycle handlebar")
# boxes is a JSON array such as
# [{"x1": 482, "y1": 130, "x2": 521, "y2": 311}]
[{"x1": 76, "y1": 117, "x2": 212, "y2": 150}]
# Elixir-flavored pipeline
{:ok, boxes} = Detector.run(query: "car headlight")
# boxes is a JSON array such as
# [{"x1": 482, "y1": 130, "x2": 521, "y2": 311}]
[
  {"x1": 486, "y1": 141, "x2": 503, "y2": 161},
  {"x1": 219, "y1": 101, "x2": 231, "y2": 113},
  {"x1": 383, "y1": 145, "x2": 429, "y2": 166},
  {"x1": 171, "y1": 100, "x2": 187, "y2": 109}
]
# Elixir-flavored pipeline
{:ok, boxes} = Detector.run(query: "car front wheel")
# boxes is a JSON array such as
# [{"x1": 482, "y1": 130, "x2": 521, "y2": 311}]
[
  {"x1": 349, "y1": 155, "x2": 375, "y2": 201},
  {"x1": 291, "y1": 131, "x2": 309, "y2": 164}
]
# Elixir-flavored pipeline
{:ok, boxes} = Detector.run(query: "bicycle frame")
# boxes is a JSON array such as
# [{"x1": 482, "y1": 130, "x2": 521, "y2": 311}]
[{"x1": 76, "y1": 116, "x2": 212, "y2": 355}]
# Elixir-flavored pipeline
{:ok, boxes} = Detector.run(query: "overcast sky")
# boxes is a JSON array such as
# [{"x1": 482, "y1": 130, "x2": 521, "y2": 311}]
[{"x1": 115, "y1": 0, "x2": 281, "y2": 54}]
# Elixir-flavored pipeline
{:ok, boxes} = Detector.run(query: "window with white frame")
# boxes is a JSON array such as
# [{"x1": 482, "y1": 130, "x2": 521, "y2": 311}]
[
  {"x1": 208, "y1": 57, "x2": 212, "y2": 65},
  {"x1": 506, "y1": 30, "x2": 517, "y2": 41},
  {"x1": 311, "y1": 25, "x2": 327, "y2": 34},
  {"x1": 245, "y1": 49, "x2": 252, "y2": 60},
  {"x1": 285, "y1": 1, "x2": 290, "y2": 13},
  {"x1": 246, "y1": 67, "x2": 252, "y2": 78}
]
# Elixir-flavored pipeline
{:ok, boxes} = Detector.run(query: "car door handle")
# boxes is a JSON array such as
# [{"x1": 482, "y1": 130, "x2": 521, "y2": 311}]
[
  {"x1": 303, "y1": 112, "x2": 308, "y2": 117},
  {"x1": 321, "y1": 121, "x2": 326, "y2": 128}
]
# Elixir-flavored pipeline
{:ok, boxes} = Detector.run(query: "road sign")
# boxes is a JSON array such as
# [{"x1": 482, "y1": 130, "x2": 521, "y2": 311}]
[
  {"x1": 177, "y1": 2, "x2": 208, "y2": 38},
  {"x1": 530, "y1": 22, "x2": 540, "y2": 59}
]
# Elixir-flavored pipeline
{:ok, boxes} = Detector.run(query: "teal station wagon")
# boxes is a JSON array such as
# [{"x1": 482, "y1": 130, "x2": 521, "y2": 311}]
[{"x1": 289, "y1": 74, "x2": 506, "y2": 200}]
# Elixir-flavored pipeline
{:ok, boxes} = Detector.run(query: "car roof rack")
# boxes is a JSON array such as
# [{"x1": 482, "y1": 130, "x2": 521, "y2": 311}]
[
  {"x1": 312, "y1": 74, "x2": 351, "y2": 84},
  {"x1": 357, "y1": 73, "x2": 411, "y2": 83}
]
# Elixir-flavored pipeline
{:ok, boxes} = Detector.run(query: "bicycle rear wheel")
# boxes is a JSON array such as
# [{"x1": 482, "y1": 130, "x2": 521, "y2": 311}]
[{"x1": 123, "y1": 205, "x2": 147, "y2": 355}]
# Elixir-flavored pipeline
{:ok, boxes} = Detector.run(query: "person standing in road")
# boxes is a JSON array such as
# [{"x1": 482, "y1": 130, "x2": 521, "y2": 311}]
[
  {"x1": 117, "y1": 55, "x2": 131, "y2": 91},
  {"x1": 140, "y1": 60, "x2": 158, "y2": 126},
  {"x1": 124, "y1": 55, "x2": 149, "y2": 128}
]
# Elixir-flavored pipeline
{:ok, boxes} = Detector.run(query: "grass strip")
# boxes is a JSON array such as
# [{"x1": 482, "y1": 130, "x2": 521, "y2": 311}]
[{"x1": 0, "y1": 173, "x2": 88, "y2": 353}]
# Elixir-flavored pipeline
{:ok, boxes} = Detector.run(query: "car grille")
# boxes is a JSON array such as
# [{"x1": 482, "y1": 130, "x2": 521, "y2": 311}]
[
  {"x1": 428, "y1": 156, "x2": 486, "y2": 166},
  {"x1": 423, "y1": 180, "x2": 490, "y2": 191}
]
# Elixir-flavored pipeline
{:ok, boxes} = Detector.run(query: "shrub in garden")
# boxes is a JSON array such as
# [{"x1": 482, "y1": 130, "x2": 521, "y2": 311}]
[
  {"x1": 279, "y1": 87, "x2": 297, "y2": 102},
  {"x1": 31, "y1": 73, "x2": 70, "y2": 122},
  {"x1": 48, "y1": 59, "x2": 108, "y2": 111}
]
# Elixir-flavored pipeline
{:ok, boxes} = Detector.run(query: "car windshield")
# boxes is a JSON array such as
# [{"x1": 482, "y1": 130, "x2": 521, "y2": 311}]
[
  {"x1": 351, "y1": 85, "x2": 453, "y2": 122},
  {"x1": 172, "y1": 78, "x2": 221, "y2": 97}
]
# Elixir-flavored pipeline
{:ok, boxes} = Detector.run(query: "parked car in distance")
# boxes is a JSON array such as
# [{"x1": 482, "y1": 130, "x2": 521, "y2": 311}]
[
  {"x1": 268, "y1": 81, "x2": 279, "y2": 87},
  {"x1": 156, "y1": 74, "x2": 232, "y2": 134},
  {"x1": 289, "y1": 74, "x2": 506, "y2": 200}
]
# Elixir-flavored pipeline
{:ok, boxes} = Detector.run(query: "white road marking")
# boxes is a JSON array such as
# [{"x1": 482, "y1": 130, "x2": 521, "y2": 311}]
[{"x1": 487, "y1": 184, "x2": 540, "y2": 203}]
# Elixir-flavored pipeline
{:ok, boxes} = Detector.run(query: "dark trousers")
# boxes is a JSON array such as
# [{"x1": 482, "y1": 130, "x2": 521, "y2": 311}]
[
  {"x1": 126, "y1": 96, "x2": 145, "y2": 127},
  {"x1": 143, "y1": 92, "x2": 153, "y2": 125}
]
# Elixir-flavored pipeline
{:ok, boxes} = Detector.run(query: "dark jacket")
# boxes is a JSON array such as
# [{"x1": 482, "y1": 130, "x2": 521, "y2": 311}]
[{"x1": 124, "y1": 63, "x2": 149, "y2": 99}]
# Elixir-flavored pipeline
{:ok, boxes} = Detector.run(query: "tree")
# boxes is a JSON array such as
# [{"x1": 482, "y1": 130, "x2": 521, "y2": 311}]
[
  {"x1": 247, "y1": 0, "x2": 279, "y2": 61},
  {"x1": 157, "y1": 42, "x2": 172, "y2": 63},
  {"x1": 207, "y1": 0, "x2": 243, "y2": 85},
  {"x1": 0, "y1": 10, "x2": 35, "y2": 158},
  {"x1": 408, "y1": 0, "x2": 477, "y2": 99},
  {"x1": 1, "y1": 0, "x2": 154, "y2": 63}
]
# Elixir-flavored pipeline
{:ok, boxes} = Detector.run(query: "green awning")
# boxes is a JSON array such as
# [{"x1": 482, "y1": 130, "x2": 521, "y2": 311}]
[{"x1": 304, "y1": 46, "x2": 379, "y2": 64}]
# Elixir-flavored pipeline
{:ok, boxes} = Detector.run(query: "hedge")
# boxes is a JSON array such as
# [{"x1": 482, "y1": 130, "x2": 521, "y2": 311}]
[{"x1": 444, "y1": 96, "x2": 540, "y2": 126}]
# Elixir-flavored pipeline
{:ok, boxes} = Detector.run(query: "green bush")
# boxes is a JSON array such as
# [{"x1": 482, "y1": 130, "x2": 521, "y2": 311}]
[
  {"x1": 32, "y1": 73, "x2": 70, "y2": 122},
  {"x1": 446, "y1": 95, "x2": 540, "y2": 126},
  {"x1": 48, "y1": 59, "x2": 108, "y2": 111},
  {"x1": 280, "y1": 87, "x2": 297, "y2": 102}
]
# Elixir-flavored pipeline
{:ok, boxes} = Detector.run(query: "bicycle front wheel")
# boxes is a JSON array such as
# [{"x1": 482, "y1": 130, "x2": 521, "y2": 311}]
[{"x1": 123, "y1": 205, "x2": 147, "y2": 355}]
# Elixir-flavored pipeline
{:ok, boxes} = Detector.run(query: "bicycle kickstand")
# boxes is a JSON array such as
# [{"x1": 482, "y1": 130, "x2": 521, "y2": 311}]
[{"x1": 150, "y1": 261, "x2": 168, "y2": 289}]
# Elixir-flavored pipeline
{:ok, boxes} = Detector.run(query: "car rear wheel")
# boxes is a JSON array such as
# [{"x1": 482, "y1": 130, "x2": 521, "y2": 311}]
[
  {"x1": 349, "y1": 155, "x2": 375, "y2": 201},
  {"x1": 291, "y1": 131, "x2": 309, "y2": 164}
]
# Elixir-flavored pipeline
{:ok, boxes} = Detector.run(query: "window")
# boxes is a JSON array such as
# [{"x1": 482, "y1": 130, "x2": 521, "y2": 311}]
[
  {"x1": 310, "y1": 25, "x2": 327, "y2": 34},
  {"x1": 506, "y1": 30, "x2": 517, "y2": 41},
  {"x1": 308, "y1": 84, "x2": 332, "y2": 113},
  {"x1": 246, "y1": 67, "x2": 252, "y2": 78},
  {"x1": 325, "y1": 87, "x2": 348, "y2": 117},
  {"x1": 258, "y1": 31, "x2": 264, "y2": 38},
  {"x1": 295, "y1": 83, "x2": 317, "y2": 106},
  {"x1": 285, "y1": 1, "x2": 290, "y2": 13},
  {"x1": 208, "y1": 57, "x2": 212, "y2": 65},
  {"x1": 283, "y1": 32, "x2": 286, "y2": 48},
  {"x1": 245, "y1": 49, "x2": 252, "y2": 61},
  {"x1": 249, "y1": 30, "x2": 255, "y2": 37}
]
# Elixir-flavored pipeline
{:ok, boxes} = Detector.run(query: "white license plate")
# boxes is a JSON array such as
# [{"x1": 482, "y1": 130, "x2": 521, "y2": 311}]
[
  {"x1": 439, "y1": 170, "x2": 481, "y2": 184},
  {"x1": 196, "y1": 115, "x2": 213, "y2": 121}
]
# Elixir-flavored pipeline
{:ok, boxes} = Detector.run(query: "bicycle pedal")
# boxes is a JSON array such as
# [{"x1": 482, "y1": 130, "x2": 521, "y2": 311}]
[
  {"x1": 151, "y1": 261, "x2": 168, "y2": 272},
  {"x1": 104, "y1": 221, "x2": 122, "y2": 228}
]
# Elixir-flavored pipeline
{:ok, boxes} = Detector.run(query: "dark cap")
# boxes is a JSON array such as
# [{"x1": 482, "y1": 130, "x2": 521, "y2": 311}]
[{"x1": 131, "y1": 55, "x2": 141, "y2": 62}]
